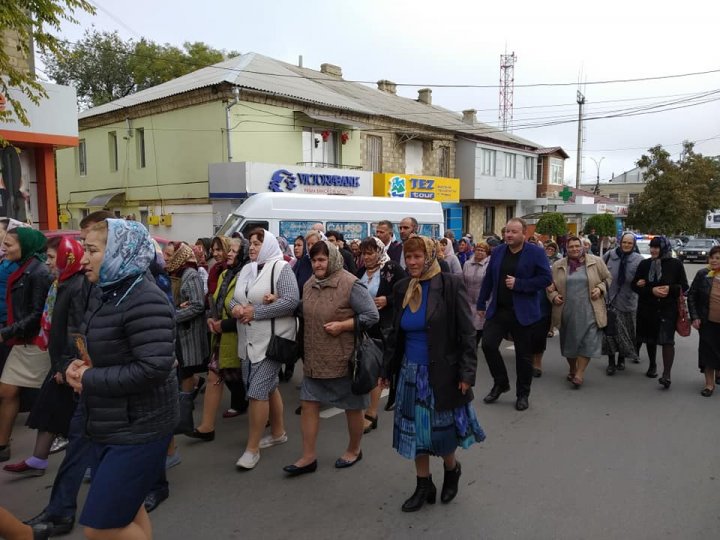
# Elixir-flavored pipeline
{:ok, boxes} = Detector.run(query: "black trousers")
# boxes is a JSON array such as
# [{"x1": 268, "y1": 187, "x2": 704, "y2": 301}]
[{"x1": 481, "y1": 310, "x2": 534, "y2": 398}]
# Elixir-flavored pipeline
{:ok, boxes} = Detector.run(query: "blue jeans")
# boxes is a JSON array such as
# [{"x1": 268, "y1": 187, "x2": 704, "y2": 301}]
[{"x1": 45, "y1": 400, "x2": 92, "y2": 518}]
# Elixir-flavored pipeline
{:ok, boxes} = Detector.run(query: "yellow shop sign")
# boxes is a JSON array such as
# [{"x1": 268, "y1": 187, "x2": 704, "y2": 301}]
[{"x1": 373, "y1": 173, "x2": 460, "y2": 203}]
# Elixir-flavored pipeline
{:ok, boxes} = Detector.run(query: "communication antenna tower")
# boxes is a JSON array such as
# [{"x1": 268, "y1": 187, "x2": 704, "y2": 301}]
[{"x1": 498, "y1": 51, "x2": 517, "y2": 132}]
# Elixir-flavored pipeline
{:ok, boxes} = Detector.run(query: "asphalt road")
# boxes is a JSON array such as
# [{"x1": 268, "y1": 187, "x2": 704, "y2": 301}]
[{"x1": 1, "y1": 263, "x2": 716, "y2": 540}]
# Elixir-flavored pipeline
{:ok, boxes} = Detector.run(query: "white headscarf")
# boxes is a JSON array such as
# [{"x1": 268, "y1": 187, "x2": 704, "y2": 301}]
[{"x1": 235, "y1": 229, "x2": 283, "y2": 295}]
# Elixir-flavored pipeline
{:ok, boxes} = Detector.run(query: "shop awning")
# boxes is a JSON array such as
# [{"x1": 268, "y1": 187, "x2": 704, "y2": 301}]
[
  {"x1": 296, "y1": 112, "x2": 368, "y2": 129},
  {"x1": 86, "y1": 191, "x2": 125, "y2": 207}
]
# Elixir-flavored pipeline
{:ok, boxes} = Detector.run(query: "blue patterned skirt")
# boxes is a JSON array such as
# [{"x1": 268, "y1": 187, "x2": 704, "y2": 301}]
[{"x1": 393, "y1": 361, "x2": 486, "y2": 460}]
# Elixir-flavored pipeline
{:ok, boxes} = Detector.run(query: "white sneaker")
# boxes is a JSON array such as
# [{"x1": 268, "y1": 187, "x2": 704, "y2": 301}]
[
  {"x1": 236, "y1": 451, "x2": 260, "y2": 470},
  {"x1": 259, "y1": 433, "x2": 288, "y2": 449}
]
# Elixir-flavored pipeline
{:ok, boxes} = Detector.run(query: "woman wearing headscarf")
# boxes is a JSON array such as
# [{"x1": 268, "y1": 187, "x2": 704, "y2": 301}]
[
  {"x1": 65, "y1": 219, "x2": 178, "y2": 540},
  {"x1": 207, "y1": 235, "x2": 231, "y2": 297},
  {"x1": 688, "y1": 245, "x2": 720, "y2": 396},
  {"x1": 547, "y1": 236, "x2": 612, "y2": 388},
  {"x1": 439, "y1": 238, "x2": 462, "y2": 275},
  {"x1": 632, "y1": 236, "x2": 688, "y2": 388},
  {"x1": 602, "y1": 232, "x2": 644, "y2": 375},
  {"x1": 166, "y1": 243, "x2": 208, "y2": 394},
  {"x1": 293, "y1": 230, "x2": 322, "y2": 297},
  {"x1": 456, "y1": 237, "x2": 473, "y2": 268},
  {"x1": 3, "y1": 237, "x2": 85, "y2": 477},
  {"x1": 283, "y1": 240, "x2": 378, "y2": 476},
  {"x1": 185, "y1": 237, "x2": 248, "y2": 440},
  {"x1": 381, "y1": 236, "x2": 484, "y2": 512},
  {"x1": 463, "y1": 241, "x2": 492, "y2": 347},
  {"x1": 191, "y1": 244, "x2": 209, "y2": 295},
  {"x1": 276, "y1": 236, "x2": 295, "y2": 267},
  {"x1": 230, "y1": 228, "x2": 299, "y2": 470},
  {"x1": 355, "y1": 236, "x2": 406, "y2": 434},
  {"x1": 0, "y1": 228, "x2": 53, "y2": 463}
]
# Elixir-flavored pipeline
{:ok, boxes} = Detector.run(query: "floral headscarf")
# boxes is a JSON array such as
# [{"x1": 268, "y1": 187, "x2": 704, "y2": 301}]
[
  {"x1": 567, "y1": 238, "x2": 586, "y2": 275},
  {"x1": 98, "y1": 219, "x2": 154, "y2": 291},
  {"x1": 313, "y1": 240, "x2": 345, "y2": 287},
  {"x1": 191, "y1": 244, "x2": 208, "y2": 270},
  {"x1": 37, "y1": 236, "x2": 85, "y2": 351},
  {"x1": 402, "y1": 236, "x2": 441, "y2": 313},
  {"x1": 363, "y1": 236, "x2": 391, "y2": 272}
]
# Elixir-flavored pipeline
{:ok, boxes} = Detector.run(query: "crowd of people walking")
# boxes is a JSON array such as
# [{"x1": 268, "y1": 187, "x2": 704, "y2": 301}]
[{"x1": 0, "y1": 209, "x2": 712, "y2": 539}]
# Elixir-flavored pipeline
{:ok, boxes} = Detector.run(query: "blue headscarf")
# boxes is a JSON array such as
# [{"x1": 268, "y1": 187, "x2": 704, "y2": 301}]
[{"x1": 99, "y1": 219, "x2": 154, "y2": 290}]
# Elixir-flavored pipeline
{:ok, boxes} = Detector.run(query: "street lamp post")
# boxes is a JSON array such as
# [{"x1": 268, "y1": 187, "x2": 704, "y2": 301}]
[{"x1": 590, "y1": 157, "x2": 605, "y2": 195}]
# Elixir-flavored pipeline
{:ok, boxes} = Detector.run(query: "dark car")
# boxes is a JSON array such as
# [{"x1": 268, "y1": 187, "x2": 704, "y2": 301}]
[{"x1": 677, "y1": 239, "x2": 719, "y2": 263}]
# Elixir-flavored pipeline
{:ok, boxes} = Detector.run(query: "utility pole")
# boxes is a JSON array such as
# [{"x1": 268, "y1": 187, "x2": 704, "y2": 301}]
[{"x1": 575, "y1": 90, "x2": 585, "y2": 189}]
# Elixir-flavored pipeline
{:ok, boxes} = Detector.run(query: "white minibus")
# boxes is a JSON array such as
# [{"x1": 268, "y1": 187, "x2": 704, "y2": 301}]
[{"x1": 216, "y1": 193, "x2": 445, "y2": 241}]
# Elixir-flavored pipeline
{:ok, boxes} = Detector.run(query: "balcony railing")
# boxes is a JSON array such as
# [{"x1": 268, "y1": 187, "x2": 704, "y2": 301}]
[{"x1": 295, "y1": 161, "x2": 363, "y2": 170}]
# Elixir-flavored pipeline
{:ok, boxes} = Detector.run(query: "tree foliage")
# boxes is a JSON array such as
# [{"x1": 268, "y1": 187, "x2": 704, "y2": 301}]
[
  {"x1": 626, "y1": 142, "x2": 720, "y2": 234},
  {"x1": 584, "y1": 213, "x2": 615, "y2": 237},
  {"x1": 42, "y1": 29, "x2": 240, "y2": 108},
  {"x1": 0, "y1": 0, "x2": 95, "y2": 127},
  {"x1": 535, "y1": 212, "x2": 567, "y2": 239}
]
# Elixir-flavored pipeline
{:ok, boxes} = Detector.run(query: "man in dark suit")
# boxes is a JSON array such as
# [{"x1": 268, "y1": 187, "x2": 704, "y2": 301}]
[{"x1": 476, "y1": 218, "x2": 552, "y2": 411}]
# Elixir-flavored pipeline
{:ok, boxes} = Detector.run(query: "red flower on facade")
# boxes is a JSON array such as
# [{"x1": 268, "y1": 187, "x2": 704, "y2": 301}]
[
  {"x1": 321, "y1": 130, "x2": 331, "y2": 142},
  {"x1": 341, "y1": 132, "x2": 350, "y2": 145}
]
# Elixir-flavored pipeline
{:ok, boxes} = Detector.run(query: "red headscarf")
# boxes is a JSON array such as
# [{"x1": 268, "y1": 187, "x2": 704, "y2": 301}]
[{"x1": 56, "y1": 237, "x2": 85, "y2": 282}]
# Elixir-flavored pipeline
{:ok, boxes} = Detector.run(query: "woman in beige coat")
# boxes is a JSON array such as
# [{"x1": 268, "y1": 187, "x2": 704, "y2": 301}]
[{"x1": 547, "y1": 236, "x2": 612, "y2": 388}]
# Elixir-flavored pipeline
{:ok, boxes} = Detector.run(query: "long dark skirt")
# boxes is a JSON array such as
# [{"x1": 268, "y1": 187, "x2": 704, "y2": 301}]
[
  {"x1": 699, "y1": 320, "x2": 720, "y2": 371},
  {"x1": 26, "y1": 371, "x2": 76, "y2": 435},
  {"x1": 602, "y1": 309, "x2": 639, "y2": 360}
]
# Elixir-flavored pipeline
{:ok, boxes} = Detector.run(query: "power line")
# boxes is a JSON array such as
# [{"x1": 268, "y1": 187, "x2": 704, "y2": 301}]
[{"x1": 55, "y1": 37, "x2": 720, "y2": 90}]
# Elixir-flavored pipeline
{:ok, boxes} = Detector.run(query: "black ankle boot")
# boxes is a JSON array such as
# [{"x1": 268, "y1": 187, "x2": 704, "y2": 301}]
[
  {"x1": 441, "y1": 461, "x2": 462, "y2": 503},
  {"x1": 401, "y1": 475, "x2": 436, "y2": 512}
]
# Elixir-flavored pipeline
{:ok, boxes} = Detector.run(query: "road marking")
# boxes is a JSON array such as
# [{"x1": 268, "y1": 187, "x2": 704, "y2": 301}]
[{"x1": 319, "y1": 388, "x2": 389, "y2": 418}]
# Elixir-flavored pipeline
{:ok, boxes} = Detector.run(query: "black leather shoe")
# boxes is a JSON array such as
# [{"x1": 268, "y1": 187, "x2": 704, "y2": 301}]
[
  {"x1": 24, "y1": 512, "x2": 75, "y2": 536},
  {"x1": 646, "y1": 365, "x2": 658, "y2": 378},
  {"x1": 606, "y1": 365, "x2": 616, "y2": 376},
  {"x1": 144, "y1": 488, "x2": 169, "y2": 513},
  {"x1": 515, "y1": 396, "x2": 529, "y2": 411},
  {"x1": 616, "y1": 359, "x2": 626, "y2": 371},
  {"x1": 334, "y1": 451, "x2": 362, "y2": 469},
  {"x1": 658, "y1": 377, "x2": 671, "y2": 389},
  {"x1": 184, "y1": 428, "x2": 215, "y2": 442},
  {"x1": 402, "y1": 475, "x2": 436, "y2": 512},
  {"x1": 32, "y1": 523, "x2": 51, "y2": 540},
  {"x1": 483, "y1": 384, "x2": 510, "y2": 404},
  {"x1": 441, "y1": 461, "x2": 461, "y2": 503},
  {"x1": 283, "y1": 460, "x2": 317, "y2": 476}
]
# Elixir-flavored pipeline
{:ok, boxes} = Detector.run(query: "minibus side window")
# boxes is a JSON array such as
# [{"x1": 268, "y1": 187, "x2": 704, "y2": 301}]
[{"x1": 279, "y1": 221, "x2": 316, "y2": 241}]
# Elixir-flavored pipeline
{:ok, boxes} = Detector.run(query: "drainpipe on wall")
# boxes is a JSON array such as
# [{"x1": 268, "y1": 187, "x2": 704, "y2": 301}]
[{"x1": 226, "y1": 86, "x2": 240, "y2": 162}]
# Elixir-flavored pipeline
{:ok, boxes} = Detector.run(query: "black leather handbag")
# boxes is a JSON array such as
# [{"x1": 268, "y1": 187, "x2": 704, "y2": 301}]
[
  {"x1": 265, "y1": 262, "x2": 300, "y2": 366},
  {"x1": 349, "y1": 316, "x2": 383, "y2": 395}
]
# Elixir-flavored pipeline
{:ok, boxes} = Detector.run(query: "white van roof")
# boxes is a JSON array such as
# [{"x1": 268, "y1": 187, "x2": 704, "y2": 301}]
[{"x1": 232, "y1": 193, "x2": 443, "y2": 223}]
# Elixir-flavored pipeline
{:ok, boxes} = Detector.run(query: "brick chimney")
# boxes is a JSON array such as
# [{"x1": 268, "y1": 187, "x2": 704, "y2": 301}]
[
  {"x1": 462, "y1": 109, "x2": 477, "y2": 125},
  {"x1": 417, "y1": 88, "x2": 432, "y2": 105},
  {"x1": 377, "y1": 80, "x2": 397, "y2": 95},
  {"x1": 320, "y1": 63, "x2": 342, "y2": 77}
]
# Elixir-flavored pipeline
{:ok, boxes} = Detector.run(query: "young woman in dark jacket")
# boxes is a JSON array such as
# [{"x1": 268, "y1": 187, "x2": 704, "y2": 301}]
[
  {"x1": 3, "y1": 236, "x2": 86, "y2": 477},
  {"x1": 0, "y1": 227, "x2": 53, "y2": 463},
  {"x1": 381, "y1": 236, "x2": 485, "y2": 512},
  {"x1": 355, "y1": 236, "x2": 406, "y2": 433},
  {"x1": 631, "y1": 236, "x2": 688, "y2": 388},
  {"x1": 65, "y1": 219, "x2": 178, "y2": 540}
]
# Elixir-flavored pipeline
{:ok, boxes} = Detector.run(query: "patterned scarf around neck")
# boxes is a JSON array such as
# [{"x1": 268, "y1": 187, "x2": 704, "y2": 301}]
[
  {"x1": 364, "y1": 236, "x2": 390, "y2": 273},
  {"x1": 648, "y1": 236, "x2": 672, "y2": 282},
  {"x1": 402, "y1": 236, "x2": 441, "y2": 313}
]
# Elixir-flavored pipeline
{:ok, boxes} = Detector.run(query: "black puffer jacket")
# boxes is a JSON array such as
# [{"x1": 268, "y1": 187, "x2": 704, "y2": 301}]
[
  {"x1": 81, "y1": 274, "x2": 179, "y2": 445},
  {"x1": 0, "y1": 258, "x2": 53, "y2": 343},
  {"x1": 51, "y1": 273, "x2": 90, "y2": 375}
]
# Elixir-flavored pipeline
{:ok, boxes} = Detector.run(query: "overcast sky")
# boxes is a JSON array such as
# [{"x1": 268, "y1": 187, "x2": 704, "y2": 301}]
[{"x1": 52, "y1": 0, "x2": 720, "y2": 184}]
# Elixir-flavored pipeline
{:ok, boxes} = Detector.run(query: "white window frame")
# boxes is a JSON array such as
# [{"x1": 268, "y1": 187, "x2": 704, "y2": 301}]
[
  {"x1": 481, "y1": 148, "x2": 496, "y2": 176},
  {"x1": 504, "y1": 152, "x2": 516, "y2": 178},
  {"x1": 550, "y1": 158, "x2": 564, "y2": 185}
]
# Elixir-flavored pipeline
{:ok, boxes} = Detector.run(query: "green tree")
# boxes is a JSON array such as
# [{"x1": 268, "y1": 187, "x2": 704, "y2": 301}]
[
  {"x1": 626, "y1": 142, "x2": 720, "y2": 234},
  {"x1": 42, "y1": 29, "x2": 239, "y2": 108},
  {"x1": 0, "y1": 0, "x2": 95, "y2": 128},
  {"x1": 535, "y1": 212, "x2": 567, "y2": 239},
  {"x1": 584, "y1": 213, "x2": 615, "y2": 237}
]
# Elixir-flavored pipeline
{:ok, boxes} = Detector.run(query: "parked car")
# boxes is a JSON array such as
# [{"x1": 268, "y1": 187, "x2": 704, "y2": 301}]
[{"x1": 677, "y1": 238, "x2": 719, "y2": 263}]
